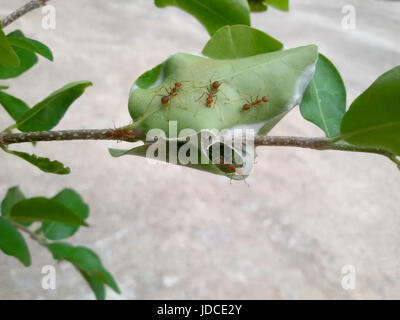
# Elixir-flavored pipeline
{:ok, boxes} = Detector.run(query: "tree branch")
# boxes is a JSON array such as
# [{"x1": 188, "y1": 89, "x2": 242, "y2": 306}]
[
  {"x1": 253, "y1": 136, "x2": 400, "y2": 168},
  {"x1": 0, "y1": 128, "x2": 398, "y2": 168},
  {"x1": 1, "y1": 0, "x2": 50, "y2": 28},
  {"x1": 0, "y1": 129, "x2": 142, "y2": 144}
]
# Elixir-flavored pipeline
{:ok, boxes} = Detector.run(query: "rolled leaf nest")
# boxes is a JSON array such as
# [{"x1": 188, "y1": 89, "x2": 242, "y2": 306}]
[{"x1": 111, "y1": 45, "x2": 318, "y2": 180}]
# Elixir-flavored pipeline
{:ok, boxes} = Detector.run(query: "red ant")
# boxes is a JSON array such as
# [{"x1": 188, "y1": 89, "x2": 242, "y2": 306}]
[
  {"x1": 105, "y1": 129, "x2": 134, "y2": 140},
  {"x1": 137, "y1": 80, "x2": 187, "y2": 123},
  {"x1": 218, "y1": 156, "x2": 248, "y2": 184},
  {"x1": 242, "y1": 96, "x2": 269, "y2": 111},
  {"x1": 161, "y1": 82, "x2": 182, "y2": 106},
  {"x1": 219, "y1": 156, "x2": 236, "y2": 173},
  {"x1": 198, "y1": 79, "x2": 228, "y2": 108},
  {"x1": 205, "y1": 81, "x2": 222, "y2": 107},
  {"x1": 194, "y1": 76, "x2": 229, "y2": 120}
]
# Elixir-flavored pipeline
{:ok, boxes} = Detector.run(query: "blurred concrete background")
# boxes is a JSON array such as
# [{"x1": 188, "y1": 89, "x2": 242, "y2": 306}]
[{"x1": 0, "y1": 0, "x2": 399, "y2": 299}]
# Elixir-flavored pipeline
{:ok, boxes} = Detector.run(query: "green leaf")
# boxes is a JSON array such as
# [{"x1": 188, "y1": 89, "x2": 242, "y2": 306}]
[
  {"x1": 341, "y1": 66, "x2": 400, "y2": 155},
  {"x1": 0, "y1": 24, "x2": 20, "y2": 67},
  {"x1": 78, "y1": 268, "x2": 106, "y2": 300},
  {"x1": 47, "y1": 243, "x2": 120, "y2": 294},
  {"x1": 0, "y1": 90, "x2": 30, "y2": 121},
  {"x1": 110, "y1": 144, "x2": 230, "y2": 178},
  {"x1": 300, "y1": 54, "x2": 346, "y2": 138},
  {"x1": 1, "y1": 186, "x2": 32, "y2": 227},
  {"x1": 16, "y1": 81, "x2": 92, "y2": 132},
  {"x1": 0, "y1": 31, "x2": 38, "y2": 79},
  {"x1": 154, "y1": 0, "x2": 251, "y2": 35},
  {"x1": 1, "y1": 147, "x2": 70, "y2": 174},
  {"x1": 41, "y1": 189, "x2": 89, "y2": 240},
  {"x1": 202, "y1": 25, "x2": 283, "y2": 59},
  {"x1": 7, "y1": 33, "x2": 53, "y2": 61},
  {"x1": 0, "y1": 217, "x2": 30, "y2": 266},
  {"x1": 248, "y1": 0, "x2": 268, "y2": 12},
  {"x1": 9, "y1": 197, "x2": 89, "y2": 226},
  {"x1": 129, "y1": 45, "x2": 318, "y2": 137},
  {"x1": 265, "y1": 0, "x2": 289, "y2": 11},
  {"x1": 1, "y1": 186, "x2": 25, "y2": 217},
  {"x1": 134, "y1": 64, "x2": 163, "y2": 89},
  {"x1": 0, "y1": 85, "x2": 9, "y2": 90}
]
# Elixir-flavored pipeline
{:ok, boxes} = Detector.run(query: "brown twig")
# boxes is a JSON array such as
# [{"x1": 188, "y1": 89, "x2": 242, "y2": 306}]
[
  {"x1": 0, "y1": 129, "x2": 142, "y2": 144},
  {"x1": 11, "y1": 221, "x2": 48, "y2": 245},
  {"x1": 1, "y1": 0, "x2": 50, "y2": 28},
  {"x1": 0, "y1": 129, "x2": 398, "y2": 167}
]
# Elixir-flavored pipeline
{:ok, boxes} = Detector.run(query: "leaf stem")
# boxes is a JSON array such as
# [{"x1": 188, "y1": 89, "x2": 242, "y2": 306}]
[{"x1": 10, "y1": 221, "x2": 48, "y2": 246}]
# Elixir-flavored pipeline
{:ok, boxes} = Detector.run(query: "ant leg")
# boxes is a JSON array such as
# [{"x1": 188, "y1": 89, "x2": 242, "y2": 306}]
[
  {"x1": 215, "y1": 95, "x2": 225, "y2": 122},
  {"x1": 218, "y1": 88, "x2": 230, "y2": 102},
  {"x1": 236, "y1": 89, "x2": 252, "y2": 99},
  {"x1": 138, "y1": 91, "x2": 163, "y2": 120},
  {"x1": 196, "y1": 91, "x2": 208, "y2": 102},
  {"x1": 175, "y1": 94, "x2": 188, "y2": 111}
]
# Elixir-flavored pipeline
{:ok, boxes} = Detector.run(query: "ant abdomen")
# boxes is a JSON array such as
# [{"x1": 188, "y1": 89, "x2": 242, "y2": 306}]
[
  {"x1": 242, "y1": 104, "x2": 251, "y2": 111},
  {"x1": 161, "y1": 96, "x2": 170, "y2": 104}
]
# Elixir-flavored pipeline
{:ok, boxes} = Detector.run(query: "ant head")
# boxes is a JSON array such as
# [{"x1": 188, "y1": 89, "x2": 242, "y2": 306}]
[
  {"x1": 206, "y1": 98, "x2": 213, "y2": 105},
  {"x1": 242, "y1": 104, "x2": 251, "y2": 111},
  {"x1": 175, "y1": 82, "x2": 182, "y2": 88},
  {"x1": 212, "y1": 81, "x2": 221, "y2": 89},
  {"x1": 262, "y1": 96, "x2": 269, "y2": 102},
  {"x1": 161, "y1": 95, "x2": 170, "y2": 104}
]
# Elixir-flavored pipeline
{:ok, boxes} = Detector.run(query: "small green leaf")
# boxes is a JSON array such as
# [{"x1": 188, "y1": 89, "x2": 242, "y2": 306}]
[
  {"x1": 47, "y1": 243, "x2": 120, "y2": 294},
  {"x1": 78, "y1": 268, "x2": 106, "y2": 300},
  {"x1": 248, "y1": 0, "x2": 268, "y2": 12},
  {"x1": 0, "y1": 31, "x2": 38, "y2": 79},
  {"x1": 1, "y1": 186, "x2": 32, "y2": 227},
  {"x1": 0, "y1": 90, "x2": 30, "y2": 121},
  {"x1": 340, "y1": 66, "x2": 400, "y2": 155},
  {"x1": 134, "y1": 64, "x2": 163, "y2": 89},
  {"x1": 0, "y1": 24, "x2": 20, "y2": 67},
  {"x1": 1, "y1": 147, "x2": 70, "y2": 174},
  {"x1": 265, "y1": 0, "x2": 289, "y2": 11},
  {"x1": 0, "y1": 85, "x2": 9, "y2": 90},
  {"x1": 9, "y1": 198, "x2": 88, "y2": 226},
  {"x1": 7, "y1": 34, "x2": 53, "y2": 61},
  {"x1": 202, "y1": 25, "x2": 283, "y2": 59},
  {"x1": 0, "y1": 216, "x2": 31, "y2": 266},
  {"x1": 300, "y1": 54, "x2": 346, "y2": 138},
  {"x1": 1, "y1": 186, "x2": 25, "y2": 217},
  {"x1": 16, "y1": 81, "x2": 92, "y2": 132},
  {"x1": 41, "y1": 189, "x2": 89, "y2": 240},
  {"x1": 154, "y1": 0, "x2": 251, "y2": 35}
]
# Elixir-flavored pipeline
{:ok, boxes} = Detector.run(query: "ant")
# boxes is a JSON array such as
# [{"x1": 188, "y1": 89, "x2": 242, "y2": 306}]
[
  {"x1": 194, "y1": 75, "x2": 230, "y2": 120},
  {"x1": 197, "y1": 79, "x2": 229, "y2": 108},
  {"x1": 161, "y1": 81, "x2": 182, "y2": 106},
  {"x1": 242, "y1": 96, "x2": 269, "y2": 111},
  {"x1": 219, "y1": 159, "x2": 248, "y2": 185},
  {"x1": 202, "y1": 80, "x2": 222, "y2": 107},
  {"x1": 132, "y1": 80, "x2": 189, "y2": 126},
  {"x1": 218, "y1": 156, "x2": 237, "y2": 173},
  {"x1": 105, "y1": 129, "x2": 134, "y2": 141}
]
